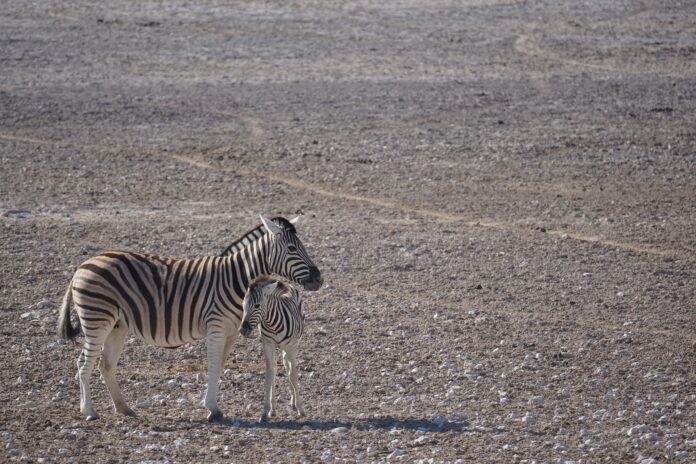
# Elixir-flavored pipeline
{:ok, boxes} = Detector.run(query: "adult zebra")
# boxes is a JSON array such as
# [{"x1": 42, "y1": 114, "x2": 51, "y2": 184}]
[{"x1": 58, "y1": 215, "x2": 322, "y2": 422}]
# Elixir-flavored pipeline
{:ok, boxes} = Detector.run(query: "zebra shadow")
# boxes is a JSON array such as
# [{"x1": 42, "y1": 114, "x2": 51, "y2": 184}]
[{"x1": 217, "y1": 416, "x2": 469, "y2": 433}]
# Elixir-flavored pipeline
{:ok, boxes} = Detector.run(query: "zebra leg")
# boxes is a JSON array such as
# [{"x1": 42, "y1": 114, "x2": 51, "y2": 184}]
[
  {"x1": 76, "y1": 321, "x2": 111, "y2": 420},
  {"x1": 98, "y1": 321, "x2": 135, "y2": 416},
  {"x1": 204, "y1": 329, "x2": 227, "y2": 422},
  {"x1": 260, "y1": 341, "x2": 276, "y2": 422},
  {"x1": 219, "y1": 331, "x2": 239, "y2": 374},
  {"x1": 285, "y1": 346, "x2": 305, "y2": 418}
]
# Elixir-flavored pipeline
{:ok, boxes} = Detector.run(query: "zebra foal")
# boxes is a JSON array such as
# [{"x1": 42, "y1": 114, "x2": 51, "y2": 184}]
[
  {"x1": 240, "y1": 276, "x2": 306, "y2": 422},
  {"x1": 58, "y1": 215, "x2": 322, "y2": 422}
]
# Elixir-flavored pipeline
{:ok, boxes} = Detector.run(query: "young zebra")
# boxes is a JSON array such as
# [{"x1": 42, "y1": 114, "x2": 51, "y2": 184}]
[
  {"x1": 240, "y1": 276, "x2": 306, "y2": 422},
  {"x1": 58, "y1": 215, "x2": 322, "y2": 422}
]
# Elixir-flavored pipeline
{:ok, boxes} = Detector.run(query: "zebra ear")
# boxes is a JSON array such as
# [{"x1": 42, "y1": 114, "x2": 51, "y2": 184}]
[
  {"x1": 263, "y1": 282, "x2": 278, "y2": 295},
  {"x1": 289, "y1": 214, "x2": 302, "y2": 225},
  {"x1": 259, "y1": 215, "x2": 282, "y2": 235}
]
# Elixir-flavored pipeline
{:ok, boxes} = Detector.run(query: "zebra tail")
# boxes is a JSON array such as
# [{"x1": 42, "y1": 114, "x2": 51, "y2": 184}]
[{"x1": 58, "y1": 279, "x2": 81, "y2": 340}]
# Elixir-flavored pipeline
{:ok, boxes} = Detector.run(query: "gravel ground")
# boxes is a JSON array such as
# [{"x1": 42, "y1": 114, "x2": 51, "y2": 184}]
[{"x1": 1, "y1": 0, "x2": 695, "y2": 462}]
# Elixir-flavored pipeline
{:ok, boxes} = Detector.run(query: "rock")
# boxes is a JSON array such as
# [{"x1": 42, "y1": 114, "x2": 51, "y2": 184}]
[
  {"x1": 330, "y1": 427, "x2": 348, "y2": 434},
  {"x1": 522, "y1": 413, "x2": 536, "y2": 426},
  {"x1": 431, "y1": 416, "x2": 446, "y2": 427},
  {"x1": 627, "y1": 424, "x2": 652, "y2": 436},
  {"x1": 387, "y1": 449, "x2": 402, "y2": 459},
  {"x1": 367, "y1": 445, "x2": 377, "y2": 456},
  {"x1": 321, "y1": 450, "x2": 334, "y2": 461},
  {"x1": 529, "y1": 395, "x2": 544, "y2": 406},
  {"x1": 413, "y1": 436, "x2": 428, "y2": 446}
]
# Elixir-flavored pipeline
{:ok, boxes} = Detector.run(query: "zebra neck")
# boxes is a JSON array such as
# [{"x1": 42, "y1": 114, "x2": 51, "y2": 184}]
[{"x1": 228, "y1": 235, "x2": 270, "y2": 284}]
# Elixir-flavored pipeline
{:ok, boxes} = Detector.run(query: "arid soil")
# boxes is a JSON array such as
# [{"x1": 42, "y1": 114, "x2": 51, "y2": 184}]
[{"x1": 1, "y1": 0, "x2": 695, "y2": 462}]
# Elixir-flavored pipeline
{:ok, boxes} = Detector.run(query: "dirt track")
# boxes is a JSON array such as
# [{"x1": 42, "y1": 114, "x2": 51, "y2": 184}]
[{"x1": 1, "y1": 0, "x2": 695, "y2": 462}]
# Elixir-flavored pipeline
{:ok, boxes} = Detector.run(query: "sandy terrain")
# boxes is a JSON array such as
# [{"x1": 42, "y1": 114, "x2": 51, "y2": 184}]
[{"x1": 1, "y1": 0, "x2": 695, "y2": 462}]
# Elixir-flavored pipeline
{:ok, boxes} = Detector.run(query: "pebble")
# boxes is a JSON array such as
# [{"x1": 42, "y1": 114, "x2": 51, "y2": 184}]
[
  {"x1": 321, "y1": 450, "x2": 334, "y2": 461},
  {"x1": 431, "y1": 416, "x2": 446, "y2": 427},
  {"x1": 330, "y1": 427, "x2": 349, "y2": 434},
  {"x1": 674, "y1": 451, "x2": 688, "y2": 458},
  {"x1": 522, "y1": 413, "x2": 537, "y2": 426},
  {"x1": 413, "y1": 436, "x2": 428, "y2": 446},
  {"x1": 367, "y1": 445, "x2": 377, "y2": 456},
  {"x1": 387, "y1": 449, "x2": 402, "y2": 460},
  {"x1": 530, "y1": 395, "x2": 544, "y2": 406},
  {"x1": 627, "y1": 424, "x2": 652, "y2": 436}
]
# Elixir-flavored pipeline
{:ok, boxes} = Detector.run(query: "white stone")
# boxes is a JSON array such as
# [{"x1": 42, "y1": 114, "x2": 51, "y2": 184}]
[
  {"x1": 330, "y1": 427, "x2": 348, "y2": 434},
  {"x1": 522, "y1": 413, "x2": 537, "y2": 426},
  {"x1": 413, "y1": 436, "x2": 428, "y2": 446},
  {"x1": 387, "y1": 449, "x2": 402, "y2": 459},
  {"x1": 530, "y1": 395, "x2": 544, "y2": 406},
  {"x1": 321, "y1": 450, "x2": 334, "y2": 461},
  {"x1": 367, "y1": 446, "x2": 377, "y2": 456},
  {"x1": 431, "y1": 416, "x2": 446, "y2": 427},
  {"x1": 627, "y1": 424, "x2": 652, "y2": 436}
]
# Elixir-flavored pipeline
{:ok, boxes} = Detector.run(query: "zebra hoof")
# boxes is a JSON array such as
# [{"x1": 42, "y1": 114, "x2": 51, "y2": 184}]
[
  {"x1": 118, "y1": 407, "x2": 137, "y2": 417},
  {"x1": 259, "y1": 414, "x2": 269, "y2": 423},
  {"x1": 207, "y1": 410, "x2": 224, "y2": 423},
  {"x1": 85, "y1": 414, "x2": 99, "y2": 421}
]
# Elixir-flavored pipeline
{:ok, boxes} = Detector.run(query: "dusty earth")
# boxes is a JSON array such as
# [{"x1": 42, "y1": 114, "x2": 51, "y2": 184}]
[{"x1": 1, "y1": 0, "x2": 695, "y2": 462}]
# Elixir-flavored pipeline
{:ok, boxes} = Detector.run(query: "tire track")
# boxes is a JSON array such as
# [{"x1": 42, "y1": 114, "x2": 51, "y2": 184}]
[
  {"x1": 169, "y1": 153, "x2": 690, "y2": 259},
  {"x1": 513, "y1": 33, "x2": 695, "y2": 78},
  {"x1": 0, "y1": 132, "x2": 689, "y2": 259}
]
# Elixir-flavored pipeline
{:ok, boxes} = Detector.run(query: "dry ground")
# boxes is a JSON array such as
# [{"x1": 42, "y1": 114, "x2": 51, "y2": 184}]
[{"x1": 1, "y1": 0, "x2": 695, "y2": 462}]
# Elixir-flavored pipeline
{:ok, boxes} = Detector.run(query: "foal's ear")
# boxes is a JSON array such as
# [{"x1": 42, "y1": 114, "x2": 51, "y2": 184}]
[
  {"x1": 289, "y1": 214, "x2": 302, "y2": 225},
  {"x1": 262, "y1": 282, "x2": 278, "y2": 295},
  {"x1": 260, "y1": 215, "x2": 282, "y2": 235}
]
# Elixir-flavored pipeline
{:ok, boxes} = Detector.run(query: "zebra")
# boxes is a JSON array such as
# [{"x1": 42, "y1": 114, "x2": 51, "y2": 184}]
[
  {"x1": 240, "y1": 276, "x2": 305, "y2": 422},
  {"x1": 57, "y1": 215, "x2": 323, "y2": 422}
]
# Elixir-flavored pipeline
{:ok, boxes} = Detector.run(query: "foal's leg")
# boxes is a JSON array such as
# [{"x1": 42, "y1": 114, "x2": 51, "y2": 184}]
[
  {"x1": 98, "y1": 321, "x2": 135, "y2": 416},
  {"x1": 284, "y1": 345, "x2": 305, "y2": 417},
  {"x1": 260, "y1": 341, "x2": 276, "y2": 422}
]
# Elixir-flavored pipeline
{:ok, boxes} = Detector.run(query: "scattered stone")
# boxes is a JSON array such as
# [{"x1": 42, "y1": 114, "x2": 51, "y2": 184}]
[
  {"x1": 330, "y1": 427, "x2": 349, "y2": 434},
  {"x1": 431, "y1": 416, "x2": 446, "y2": 427},
  {"x1": 387, "y1": 449, "x2": 402, "y2": 459},
  {"x1": 627, "y1": 424, "x2": 652, "y2": 436},
  {"x1": 530, "y1": 395, "x2": 544, "y2": 406},
  {"x1": 413, "y1": 436, "x2": 428, "y2": 446},
  {"x1": 522, "y1": 413, "x2": 536, "y2": 426},
  {"x1": 321, "y1": 450, "x2": 334, "y2": 461}
]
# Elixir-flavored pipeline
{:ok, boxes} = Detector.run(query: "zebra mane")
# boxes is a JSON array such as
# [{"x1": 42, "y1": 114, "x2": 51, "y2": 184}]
[{"x1": 220, "y1": 216, "x2": 296, "y2": 257}]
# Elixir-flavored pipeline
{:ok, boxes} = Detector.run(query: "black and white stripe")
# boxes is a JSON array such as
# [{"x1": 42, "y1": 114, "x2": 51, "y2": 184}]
[
  {"x1": 58, "y1": 215, "x2": 322, "y2": 422},
  {"x1": 240, "y1": 276, "x2": 306, "y2": 422}
]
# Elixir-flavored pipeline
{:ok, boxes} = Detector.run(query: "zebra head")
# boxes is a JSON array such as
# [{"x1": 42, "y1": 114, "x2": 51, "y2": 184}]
[
  {"x1": 259, "y1": 214, "x2": 323, "y2": 291},
  {"x1": 240, "y1": 277, "x2": 278, "y2": 338}
]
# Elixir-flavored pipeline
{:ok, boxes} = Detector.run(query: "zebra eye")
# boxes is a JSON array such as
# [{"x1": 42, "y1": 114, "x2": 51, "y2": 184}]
[
  {"x1": 254, "y1": 303, "x2": 261, "y2": 309},
  {"x1": 287, "y1": 245, "x2": 297, "y2": 253}
]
